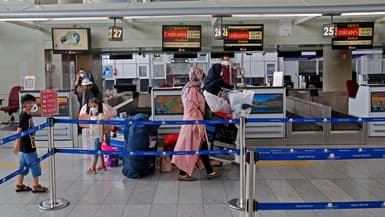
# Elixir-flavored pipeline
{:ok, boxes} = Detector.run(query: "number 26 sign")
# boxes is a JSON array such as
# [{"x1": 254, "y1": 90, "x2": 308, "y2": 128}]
[{"x1": 108, "y1": 26, "x2": 123, "y2": 41}]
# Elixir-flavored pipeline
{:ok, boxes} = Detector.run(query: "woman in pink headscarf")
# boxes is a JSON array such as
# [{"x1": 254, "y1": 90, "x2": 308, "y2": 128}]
[{"x1": 172, "y1": 66, "x2": 221, "y2": 181}]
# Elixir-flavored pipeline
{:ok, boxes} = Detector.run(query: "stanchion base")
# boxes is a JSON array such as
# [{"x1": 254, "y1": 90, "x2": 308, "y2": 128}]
[
  {"x1": 39, "y1": 198, "x2": 70, "y2": 211},
  {"x1": 228, "y1": 198, "x2": 245, "y2": 211}
]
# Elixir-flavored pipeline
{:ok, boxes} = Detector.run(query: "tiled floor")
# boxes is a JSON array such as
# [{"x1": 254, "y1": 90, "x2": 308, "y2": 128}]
[{"x1": 2, "y1": 130, "x2": 385, "y2": 216}]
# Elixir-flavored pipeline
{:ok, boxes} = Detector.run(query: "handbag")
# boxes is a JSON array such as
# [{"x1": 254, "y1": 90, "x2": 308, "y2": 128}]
[{"x1": 159, "y1": 156, "x2": 172, "y2": 173}]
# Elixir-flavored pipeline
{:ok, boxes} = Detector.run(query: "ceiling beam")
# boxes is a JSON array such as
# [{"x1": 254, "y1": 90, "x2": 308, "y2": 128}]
[
  {"x1": 5, "y1": 21, "x2": 47, "y2": 32},
  {"x1": 294, "y1": 16, "x2": 319, "y2": 25}
]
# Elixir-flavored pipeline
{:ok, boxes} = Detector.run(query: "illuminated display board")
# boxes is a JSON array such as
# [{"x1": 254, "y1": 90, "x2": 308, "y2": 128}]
[
  {"x1": 332, "y1": 22, "x2": 374, "y2": 49},
  {"x1": 162, "y1": 25, "x2": 201, "y2": 52},
  {"x1": 224, "y1": 24, "x2": 264, "y2": 51}
]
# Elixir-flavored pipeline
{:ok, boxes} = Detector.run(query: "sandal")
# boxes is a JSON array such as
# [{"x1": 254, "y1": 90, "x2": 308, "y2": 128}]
[
  {"x1": 178, "y1": 175, "x2": 198, "y2": 181},
  {"x1": 15, "y1": 184, "x2": 32, "y2": 192},
  {"x1": 207, "y1": 171, "x2": 222, "y2": 180},
  {"x1": 32, "y1": 185, "x2": 48, "y2": 193},
  {"x1": 97, "y1": 166, "x2": 107, "y2": 172},
  {"x1": 86, "y1": 168, "x2": 97, "y2": 174}
]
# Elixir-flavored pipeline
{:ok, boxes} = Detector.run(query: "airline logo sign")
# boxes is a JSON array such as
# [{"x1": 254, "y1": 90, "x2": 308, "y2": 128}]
[
  {"x1": 332, "y1": 22, "x2": 374, "y2": 49},
  {"x1": 224, "y1": 24, "x2": 264, "y2": 51}
]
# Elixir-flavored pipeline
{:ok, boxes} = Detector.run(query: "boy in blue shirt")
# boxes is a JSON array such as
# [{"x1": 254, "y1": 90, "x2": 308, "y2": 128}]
[{"x1": 13, "y1": 94, "x2": 48, "y2": 193}]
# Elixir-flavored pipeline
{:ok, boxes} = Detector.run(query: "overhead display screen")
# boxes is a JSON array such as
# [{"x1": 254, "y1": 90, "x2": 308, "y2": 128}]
[
  {"x1": 52, "y1": 28, "x2": 91, "y2": 53},
  {"x1": 224, "y1": 24, "x2": 264, "y2": 51},
  {"x1": 332, "y1": 22, "x2": 374, "y2": 49},
  {"x1": 162, "y1": 25, "x2": 201, "y2": 52}
]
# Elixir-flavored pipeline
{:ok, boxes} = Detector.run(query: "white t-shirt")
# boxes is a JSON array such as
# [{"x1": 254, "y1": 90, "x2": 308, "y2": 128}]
[{"x1": 90, "y1": 113, "x2": 105, "y2": 138}]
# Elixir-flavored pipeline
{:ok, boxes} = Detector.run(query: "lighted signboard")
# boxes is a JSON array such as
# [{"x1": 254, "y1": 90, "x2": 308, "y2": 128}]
[
  {"x1": 162, "y1": 25, "x2": 201, "y2": 52},
  {"x1": 224, "y1": 24, "x2": 264, "y2": 51},
  {"x1": 332, "y1": 22, "x2": 374, "y2": 49}
]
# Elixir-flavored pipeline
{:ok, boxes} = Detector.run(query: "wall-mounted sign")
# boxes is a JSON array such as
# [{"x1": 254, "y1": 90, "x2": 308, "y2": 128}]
[
  {"x1": 162, "y1": 25, "x2": 201, "y2": 52},
  {"x1": 214, "y1": 24, "x2": 228, "y2": 40},
  {"x1": 23, "y1": 76, "x2": 36, "y2": 90},
  {"x1": 322, "y1": 24, "x2": 336, "y2": 37},
  {"x1": 108, "y1": 26, "x2": 123, "y2": 41},
  {"x1": 332, "y1": 22, "x2": 374, "y2": 49},
  {"x1": 52, "y1": 28, "x2": 91, "y2": 54},
  {"x1": 224, "y1": 24, "x2": 264, "y2": 51}
]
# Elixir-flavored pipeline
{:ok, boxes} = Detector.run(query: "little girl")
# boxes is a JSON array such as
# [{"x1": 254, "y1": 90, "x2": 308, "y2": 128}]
[{"x1": 86, "y1": 97, "x2": 107, "y2": 174}]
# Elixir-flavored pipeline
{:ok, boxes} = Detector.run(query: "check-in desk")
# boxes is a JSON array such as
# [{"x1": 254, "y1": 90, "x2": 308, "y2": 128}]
[
  {"x1": 20, "y1": 90, "x2": 74, "y2": 147},
  {"x1": 349, "y1": 85, "x2": 385, "y2": 137}
]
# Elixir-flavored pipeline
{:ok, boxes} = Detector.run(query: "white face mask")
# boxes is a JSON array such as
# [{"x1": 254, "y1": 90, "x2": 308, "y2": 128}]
[
  {"x1": 31, "y1": 104, "x2": 38, "y2": 113},
  {"x1": 80, "y1": 73, "x2": 85, "y2": 78},
  {"x1": 222, "y1": 60, "x2": 230, "y2": 66},
  {"x1": 90, "y1": 107, "x2": 98, "y2": 115}
]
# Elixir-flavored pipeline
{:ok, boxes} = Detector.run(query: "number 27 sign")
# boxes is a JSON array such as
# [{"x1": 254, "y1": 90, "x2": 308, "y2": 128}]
[{"x1": 108, "y1": 26, "x2": 123, "y2": 41}]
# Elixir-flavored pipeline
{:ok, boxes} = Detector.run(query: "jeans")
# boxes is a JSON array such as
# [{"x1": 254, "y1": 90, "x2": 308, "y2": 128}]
[
  {"x1": 92, "y1": 138, "x2": 102, "y2": 159},
  {"x1": 19, "y1": 151, "x2": 41, "y2": 178}
]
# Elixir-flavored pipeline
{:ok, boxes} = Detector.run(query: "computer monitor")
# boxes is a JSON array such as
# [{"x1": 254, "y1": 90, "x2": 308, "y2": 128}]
[
  {"x1": 250, "y1": 93, "x2": 284, "y2": 114},
  {"x1": 151, "y1": 88, "x2": 184, "y2": 121}
]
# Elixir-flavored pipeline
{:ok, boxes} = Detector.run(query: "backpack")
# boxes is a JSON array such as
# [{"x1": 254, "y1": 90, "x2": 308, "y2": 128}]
[{"x1": 122, "y1": 113, "x2": 158, "y2": 179}]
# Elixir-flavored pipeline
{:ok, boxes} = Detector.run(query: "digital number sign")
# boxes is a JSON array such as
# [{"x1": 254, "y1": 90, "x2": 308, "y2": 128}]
[
  {"x1": 108, "y1": 26, "x2": 123, "y2": 41},
  {"x1": 214, "y1": 24, "x2": 228, "y2": 40},
  {"x1": 162, "y1": 25, "x2": 201, "y2": 52},
  {"x1": 224, "y1": 24, "x2": 264, "y2": 51},
  {"x1": 322, "y1": 24, "x2": 335, "y2": 37},
  {"x1": 332, "y1": 22, "x2": 374, "y2": 49}
]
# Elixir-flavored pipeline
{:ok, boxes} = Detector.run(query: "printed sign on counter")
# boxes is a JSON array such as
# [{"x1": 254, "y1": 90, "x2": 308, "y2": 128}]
[{"x1": 40, "y1": 89, "x2": 59, "y2": 116}]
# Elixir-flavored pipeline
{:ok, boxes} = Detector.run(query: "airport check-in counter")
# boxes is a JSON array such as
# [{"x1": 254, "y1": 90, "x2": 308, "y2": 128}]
[
  {"x1": 150, "y1": 87, "x2": 286, "y2": 142},
  {"x1": 349, "y1": 84, "x2": 385, "y2": 137},
  {"x1": 20, "y1": 90, "x2": 74, "y2": 147}
]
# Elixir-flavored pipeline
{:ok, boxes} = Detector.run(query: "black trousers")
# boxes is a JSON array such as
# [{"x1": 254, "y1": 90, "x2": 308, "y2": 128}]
[{"x1": 179, "y1": 141, "x2": 213, "y2": 176}]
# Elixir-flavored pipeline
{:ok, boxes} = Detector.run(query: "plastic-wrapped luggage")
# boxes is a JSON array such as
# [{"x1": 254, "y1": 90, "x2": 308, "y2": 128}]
[{"x1": 122, "y1": 113, "x2": 158, "y2": 179}]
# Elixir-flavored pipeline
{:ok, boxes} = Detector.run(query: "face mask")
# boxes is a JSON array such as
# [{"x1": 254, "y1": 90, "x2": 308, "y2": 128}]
[
  {"x1": 31, "y1": 104, "x2": 38, "y2": 113},
  {"x1": 80, "y1": 74, "x2": 85, "y2": 78},
  {"x1": 222, "y1": 61, "x2": 229, "y2": 66},
  {"x1": 90, "y1": 107, "x2": 98, "y2": 115}
]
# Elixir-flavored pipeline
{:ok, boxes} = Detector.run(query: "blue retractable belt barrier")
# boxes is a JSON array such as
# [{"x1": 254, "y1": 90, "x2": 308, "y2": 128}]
[
  {"x1": 54, "y1": 118, "x2": 239, "y2": 126},
  {"x1": 255, "y1": 147, "x2": 385, "y2": 154},
  {"x1": 53, "y1": 117, "x2": 385, "y2": 126},
  {"x1": 258, "y1": 150, "x2": 385, "y2": 161},
  {"x1": 0, "y1": 122, "x2": 51, "y2": 146},
  {"x1": 0, "y1": 151, "x2": 53, "y2": 185},
  {"x1": 55, "y1": 148, "x2": 240, "y2": 156},
  {"x1": 257, "y1": 201, "x2": 385, "y2": 210}
]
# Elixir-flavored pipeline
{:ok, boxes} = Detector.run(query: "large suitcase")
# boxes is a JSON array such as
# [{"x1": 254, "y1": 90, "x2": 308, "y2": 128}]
[{"x1": 122, "y1": 113, "x2": 158, "y2": 179}]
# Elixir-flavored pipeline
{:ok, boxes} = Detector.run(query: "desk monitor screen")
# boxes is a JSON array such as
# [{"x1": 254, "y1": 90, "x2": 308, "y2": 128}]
[
  {"x1": 250, "y1": 93, "x2": 283, "y2": 114},
  {"x1": 154, "y1": 95, "x2": 184, "y2": 115},
  {"x1": 371, "y1": 92, "x2": 385, "y2": 112}
]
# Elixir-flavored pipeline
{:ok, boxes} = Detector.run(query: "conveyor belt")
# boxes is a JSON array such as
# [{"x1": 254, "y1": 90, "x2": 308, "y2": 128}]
[{"x1": 286, "y1": 111, "x2": 362, "y2": 131}]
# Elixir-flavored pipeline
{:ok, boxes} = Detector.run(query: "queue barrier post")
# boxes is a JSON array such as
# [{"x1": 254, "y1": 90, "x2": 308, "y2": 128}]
[
  {"x1": 245, "y1": 150, "x2": 257, "y2": 217},
  {"x1": 39, "y1": 117, "x2": 69, "y2": 211},
  {"x1": 229, "y1": 114, "x2": 246, "y2": 211}
]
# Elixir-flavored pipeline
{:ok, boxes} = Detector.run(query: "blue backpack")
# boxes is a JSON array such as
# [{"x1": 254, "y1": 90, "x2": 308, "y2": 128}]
[{"x1": 122, "y1": 113, "x2": 158, "y2": 179}]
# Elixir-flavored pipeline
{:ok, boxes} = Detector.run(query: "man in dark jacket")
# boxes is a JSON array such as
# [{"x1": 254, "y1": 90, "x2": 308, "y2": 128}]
[
  {"x1": 204, "y1": 63, "x2": 233, "y2": 95},
  {"x1": 203, "y1": 64, "x2": 233, "y2": 114}
]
